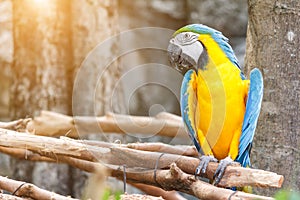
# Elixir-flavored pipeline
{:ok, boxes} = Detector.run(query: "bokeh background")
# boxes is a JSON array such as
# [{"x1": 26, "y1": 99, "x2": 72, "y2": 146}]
[
  {"x1": 0, "y1": 0, "x2": 248, "y2": 120},
  {"x1": 0, "y1": 0, "x2": 299, "y2": 199}
]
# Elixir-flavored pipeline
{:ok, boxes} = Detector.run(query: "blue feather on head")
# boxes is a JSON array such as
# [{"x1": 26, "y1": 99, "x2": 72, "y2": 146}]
[{"x1": 174, "y1": 24, "x2": 241, "y2": 71}]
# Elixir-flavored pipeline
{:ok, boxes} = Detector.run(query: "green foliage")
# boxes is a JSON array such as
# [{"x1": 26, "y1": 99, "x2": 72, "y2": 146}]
[
  {"x1": 101, "y1": 188, "x2": 122, "y2": 200},
  {"x1": 113, "y1": 191, "x2": 122, "y2": 200},
  {"x1": 101, "y1": 189, "x2": 110, "y2": 200},
  {"x1": 274, "y1": 190, "x2": 300, "y2": 200}
]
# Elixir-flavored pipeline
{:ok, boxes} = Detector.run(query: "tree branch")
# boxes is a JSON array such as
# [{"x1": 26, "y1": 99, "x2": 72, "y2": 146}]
[
  {"x1": 0, "y1": 118, "x2": 31, "y2": 132},
  {"x1": 26, "y1": 110, "x2": 188, "y2": 138},
  {"x1": 113, "y1": 163, "x2": 274, "y2": 200},
  {"x1": 0, "y1": 128, "x2": 284, "y2": 189},
  {"x1": 0, "y1": 194, "x2": 28, "y2": 200},
  {"x1": 0, "y1": 146, "x2": 55, "y2": 162},
  {"x1": 0, "y1": 175, "x2": 78, "y2": 200},
  {"x1": 130, "y1": 183, "x2": 187, "y2": 200},
  {"x1": 0, "y1": 111, "x2": 285, "y2": 199},
  {"x1": 0, "y1": 144, "x2": 277, "y2": 200},
  {"x1": 126, "y1": 142, "x2": 197, "y2": 157},
  {"x1": 121, "y1": 194, "x2": 164, "y2": 200},
  {"x1": 81, "y1": 140, "x2": 198, "y2": 157}
]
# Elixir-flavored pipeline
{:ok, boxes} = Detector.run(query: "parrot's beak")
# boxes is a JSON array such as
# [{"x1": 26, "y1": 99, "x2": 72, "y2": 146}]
[{"x1": 167, "y1": 38, "x2": 205, "y2": 74}]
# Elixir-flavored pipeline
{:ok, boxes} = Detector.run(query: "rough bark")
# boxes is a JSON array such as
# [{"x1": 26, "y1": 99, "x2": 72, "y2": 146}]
[
  {"x1": 71, "y1": 0, "x2": 125, "y2": 197},
  {"x1": 131, "y1": 183, "x2": 187, "y2": 200},
  {"x1": 10, "y1": 0, "x2": 73, "y2": 196},
  {"x1": 0, "y1": 118, "x2": 30, "y2": 131},
  {"x1": 9, "y1": 0, "x2": 124, "y2": 197},
  {"x1": 246, "y1": 0, "x2": 300, "y2": 195},
  {"x1": 11, "y1": 0, "x2": 73, "y2": 117},
  {"x1": 26, "y1": 110, "x2": 187, "y2": 139},
  {"x1": 0, "y1": 194, "x2": 26, "y2": 200},
  {"x1": 0, "y1": 128, "x2": 284, "y2": 189},
  {"x1": 0, "y1": 176, "x2": 78, "y2": 200},
  {"x1": 0, "y1": 0, "x2": 13, "y2": 120},
  {"x1": 72, "y1": 0, "x2": 123, "y2": 116},
  {"x1": 118, "y1": 163, "x2": 275, "y2": 200}
]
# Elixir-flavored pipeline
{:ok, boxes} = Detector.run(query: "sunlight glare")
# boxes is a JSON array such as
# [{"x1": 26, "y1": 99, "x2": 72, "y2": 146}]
[
  {"x1": 32, "y1": 0, "x2": 51, "y2": 9},
  {"x1": 33, "y1": 0, "x2": 45, "y2": 3}
]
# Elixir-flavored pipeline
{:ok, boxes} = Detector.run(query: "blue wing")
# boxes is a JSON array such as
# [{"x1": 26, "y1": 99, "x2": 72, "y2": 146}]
[
  {"x1": 180, "y1": 69, "x2": 203, "y2": 155},
  {"x1": 236, "y1": 68, "x2": 263, "y2": 167}
]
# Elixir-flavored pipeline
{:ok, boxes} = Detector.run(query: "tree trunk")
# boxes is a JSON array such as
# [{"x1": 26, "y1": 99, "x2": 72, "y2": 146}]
[
  {"x1": 246, "y1": 0, "x2": 300, "y2": 195},
  {"x1": 11, "y1": 0, "x2": 73, "y2": 118},
  {"x1": 10, "y1": 0, "x2": 73, "y2": 196},
  {"x1": 72, "y1": 0, "x2": 123, "y2": 116},
  {"x1": 71, "y1": 0, "x2": 124, "y2": 197},
  {"x1": 10, "y1": 0, "x2": 124, "y2": 197},
  {"x1": 0, "y1": 0, "x2": 13, "y2": 121}
]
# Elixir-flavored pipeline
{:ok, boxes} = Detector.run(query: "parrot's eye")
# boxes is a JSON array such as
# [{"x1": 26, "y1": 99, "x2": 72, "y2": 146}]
[{"x1": 175, "y1": 32, "x2": 199, "y2": 45}]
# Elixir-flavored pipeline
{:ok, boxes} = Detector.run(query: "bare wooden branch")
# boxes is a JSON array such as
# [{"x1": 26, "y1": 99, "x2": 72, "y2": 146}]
[
  {"x1": 0, "y1": 146, "x2": 55, "y2": 162},
  {"x1": 0, "y1": 112, "x2": 284, "y2": 199},
  {"x1": 0, "y1": 128, "x2": 284, "y2": 189},
  {"x1": 0, "y1": 175, "x2": 78, "y2": 200},
  {"x1": 0, "y1": 146, "x2": 99, "y2": 173},
  {"x1": 0, "y1": 194, "x2": 28, "y2": 200},
  {"x1": 0, "y1": 118, "x2": 31, "y2": 132},
  {"x1": 131, "y1": 183, "x2": 187, "y2": 200},
  {"x1": 94, "y1": 146, "x2": 283, "y2": 189},
  {"x1": 113, "y1": 163, "x2": 274, "y2": 200},
  {"x1": 0, "y1": 148, "x2": 188, "y2": 200},
  {"x1": 0, "y1": 144, "x2": 277, "y2": 200},
  {"x1": 26, "y1": 110, "x2": 188, "y2": 138},
  {"x1": 125, "y1": 142, "x2": 198, "y2": 157},
  {"x1": 0, "y1": 128, "x2": 98, "y2": 162},
  {"x1": 121, "y1": 194, "x2": 164, "y2": 200},
  {"x1": 82, "y1": 140, "x2": 198, "y2": 157}
]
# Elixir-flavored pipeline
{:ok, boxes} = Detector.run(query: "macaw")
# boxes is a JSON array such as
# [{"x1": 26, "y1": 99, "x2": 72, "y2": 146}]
[{"x1": 167, "y1": 24, "x2": 263, "y2": 185}]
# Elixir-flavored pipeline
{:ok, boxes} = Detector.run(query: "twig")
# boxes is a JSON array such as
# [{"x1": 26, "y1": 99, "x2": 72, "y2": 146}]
[
  {"x1": 0, "y1": 118, "x2": 31, "y2": 132},
  {"x1": 26, "y1": 110, "x2": 188, "y2": 138},
  {"x1": 0, "y1": 175, "x2": 78, "y2": 200},
  {"x1": 0, "y1": 128, "x2": 284, "y2": 189}
]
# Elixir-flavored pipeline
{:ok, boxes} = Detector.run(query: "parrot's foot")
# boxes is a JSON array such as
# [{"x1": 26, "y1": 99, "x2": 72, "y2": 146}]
[
  {"x1": 213, "y1": 156, "x2": 234, "y2": 185},
  {"x1": 195, "y1": 155, "x2": 218, "y2": 176}
]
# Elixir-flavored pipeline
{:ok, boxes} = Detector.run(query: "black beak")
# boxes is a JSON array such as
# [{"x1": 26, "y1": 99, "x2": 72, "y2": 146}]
[
  {"x1": 167, "y1": 43, "x2": 182, "y2": 64},
  {"x1": 167, "y1": 42, "x2": 197, "y2": 74}
]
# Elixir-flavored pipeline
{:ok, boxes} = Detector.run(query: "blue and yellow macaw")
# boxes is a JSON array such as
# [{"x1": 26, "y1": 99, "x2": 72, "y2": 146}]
[{"x1": 167, "y1": 24, "x2": 263, "y2": 185}]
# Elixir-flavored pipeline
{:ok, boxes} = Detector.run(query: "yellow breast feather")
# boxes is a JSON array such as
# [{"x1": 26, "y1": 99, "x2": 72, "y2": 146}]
[{"x1": 195, "y1": 36, "x2": 249, "y2": 160}]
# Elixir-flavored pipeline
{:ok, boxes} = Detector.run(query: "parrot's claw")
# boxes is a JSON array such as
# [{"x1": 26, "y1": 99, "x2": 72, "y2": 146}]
[
  {"x1": 213, "y1": 156, "x2": 234, "y2": 185},
  {"x1": 195, "y1": 155, "x2": 218, "y2": 177}
]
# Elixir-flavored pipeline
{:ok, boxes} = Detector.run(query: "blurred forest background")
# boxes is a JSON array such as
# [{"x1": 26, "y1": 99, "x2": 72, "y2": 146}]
[{"x1": 0, "y1": 0, "x2": 299, "y2": 199}]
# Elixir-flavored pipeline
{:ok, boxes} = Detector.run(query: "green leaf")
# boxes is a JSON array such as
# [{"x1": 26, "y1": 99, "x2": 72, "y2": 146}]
[{"x1": 274, "y1": 190, "x2": 300, "y2": 200}]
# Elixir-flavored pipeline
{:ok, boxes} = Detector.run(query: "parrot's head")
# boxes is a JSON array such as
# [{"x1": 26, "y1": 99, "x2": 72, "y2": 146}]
[{"x1": 167, "y1": 24, "x2": 239, "y2": 74}]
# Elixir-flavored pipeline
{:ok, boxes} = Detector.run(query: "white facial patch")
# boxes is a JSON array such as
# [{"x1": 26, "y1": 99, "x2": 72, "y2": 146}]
[{"x1": 171, "y1": 32, "x2": 203, "y2": 66}]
